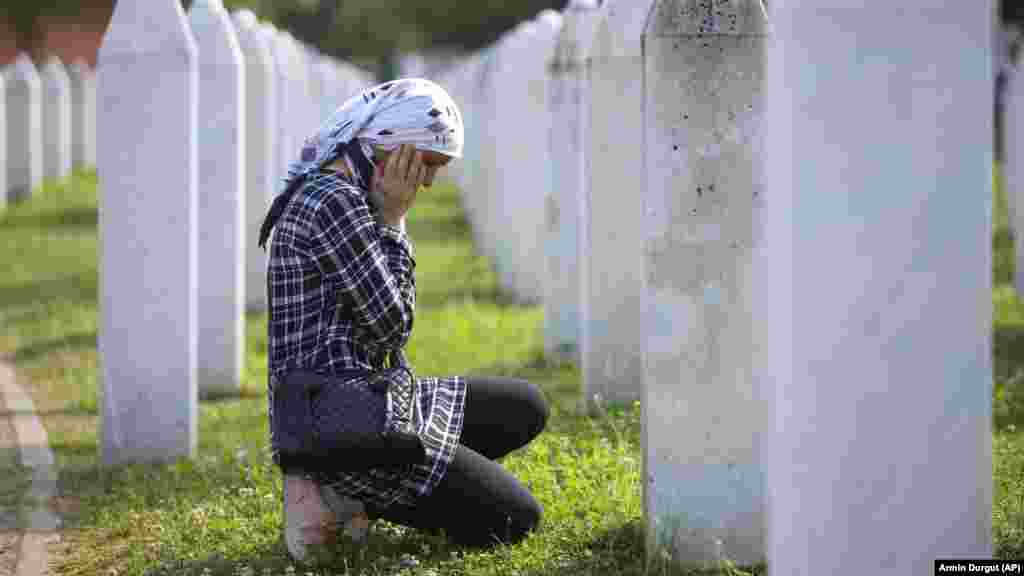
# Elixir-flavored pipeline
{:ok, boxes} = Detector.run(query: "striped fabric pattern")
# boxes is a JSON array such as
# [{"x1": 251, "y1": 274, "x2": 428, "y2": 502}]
[{"x1": 267, "y1": 168, "x2": 467, "y2": 509}]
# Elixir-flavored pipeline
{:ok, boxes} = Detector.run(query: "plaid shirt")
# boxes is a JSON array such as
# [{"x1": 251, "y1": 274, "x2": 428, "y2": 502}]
[{"x1": 267, "y1": 168, "x2": 466, "y2": 509}]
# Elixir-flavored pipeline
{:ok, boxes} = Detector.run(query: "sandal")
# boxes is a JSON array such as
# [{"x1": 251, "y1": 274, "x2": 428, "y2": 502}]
[
  {"x1": 283, "y1": 473, "x2": 339, "y2": 562},
  {"x1": 318, "y1": 483, "x2": 372, "y2": 543}
]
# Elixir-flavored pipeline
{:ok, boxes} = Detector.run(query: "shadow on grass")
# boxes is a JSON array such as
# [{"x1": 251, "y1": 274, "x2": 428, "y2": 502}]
[
  {"x1": 415, "y1": 280, "x2": 531, "y2": 309},
  {"x1": 408, "y1": 205, "x2": 473, "y2": 239},
  {"x1": 0, "y1": 273, "x2": 97, "y2": 311},
  {"x1": 12, "y1": 330, "x2": 96, "y2": 364},
  {"x1": 995, "y1": 227, "x2": 1015, "y2": 287},
  {"x1": 200, "y1": 386, "x2": 267, "y2": 404},
  {"x1": 0, "y1": 205, "x2": 98, "y2": 230}
]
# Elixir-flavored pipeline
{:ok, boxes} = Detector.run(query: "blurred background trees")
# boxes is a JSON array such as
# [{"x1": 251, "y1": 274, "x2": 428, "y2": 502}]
[{"x1": 1, "y1": 0, "x2": 569, "y2": 71}]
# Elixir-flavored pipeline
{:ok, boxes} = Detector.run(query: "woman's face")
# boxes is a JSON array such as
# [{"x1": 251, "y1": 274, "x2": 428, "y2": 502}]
[{"x1": 373, "y1": 147, "x2": 453, "y2": 188}]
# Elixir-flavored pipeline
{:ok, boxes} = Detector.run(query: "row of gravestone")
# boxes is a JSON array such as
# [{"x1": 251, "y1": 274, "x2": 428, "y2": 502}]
[
  {"x1": 431, "y1": 0, "x2": 995, "y2": 573},
  {"x1": 1, "y1": 53, "x2": 95, "y2": 205},
  {"x1": 93, "y1": 0, "x2": 374, "y2": 465}
]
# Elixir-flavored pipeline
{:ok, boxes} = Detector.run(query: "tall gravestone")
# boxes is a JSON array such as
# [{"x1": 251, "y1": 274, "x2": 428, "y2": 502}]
[
  {"x1": 286, "y1": 34, "x2": 314, "y2": 145},
  {"x1": 189, "y1": 0, "x2": 245, "y2": 398},
  {"x1": 641, "y1": 0, "x2": 767, "y2": 568},
  {"x1": 583, "y1": 0, "x2": 651, "y2": 409},
  {"x1": 0, "y1": 72, "x2": 6, "y2": 209},
  {"x1": 232, "y1": 9, "x2": 276, "y2": 312},
  {"x1": 333, "y1": 61, "x2": 355, "y2": 105},
  {"x1": 761, "y1": 3, "x2": 994, "y2": 573},
  {"x1": 490, "y1": 22, "x2": 539, "y2": 304},
  {"x1": 40, "y1": 56, "x2": 72, "y2": 182},
  {"x1": 306, "y1": 47, "x2": 329, "y2": 129},
  {"x1": 69, "y1": 60, "x2": 97, "y2": 170},
  {"x1": 468, "y1": 46, "x2": 502, "y2": 282},
  {"x1": 269, "y1": 28, "x2": 297, "y2": 188},
  {"x1": 97, "y1": 0, "x2": 199, "y2": 465},
  {"x1": 6, "y1": 53, "x2": 43, "y2": 202},
  {"x1": 316, "y1": 56, "x2": 338, "y2": 126},
  {"x1": 492, "y1": 13, "x2": 564, "y2": 308},
  {"x1": 545, "y1": 0, "x2": 600, "y2": 361}
]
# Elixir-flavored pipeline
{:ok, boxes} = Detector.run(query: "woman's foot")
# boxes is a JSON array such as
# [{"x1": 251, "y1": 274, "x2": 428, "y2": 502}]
[
  {"x1": 283, "y1": 473, "x2": 339, "y2": 562},
  {"x1": 318, "y1": 484, "x2": 372, "y2": 543}
]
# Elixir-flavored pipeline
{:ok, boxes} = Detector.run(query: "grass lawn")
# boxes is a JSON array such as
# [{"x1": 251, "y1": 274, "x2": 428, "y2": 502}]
[{"x1": 1, "y1": 167, "x2": 1023, "y2": 575}]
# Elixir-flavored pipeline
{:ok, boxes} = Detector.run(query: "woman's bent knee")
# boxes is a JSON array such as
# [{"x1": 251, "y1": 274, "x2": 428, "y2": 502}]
[{"x1": 516, "y1": 379, "x2": 549, "y2": 440}]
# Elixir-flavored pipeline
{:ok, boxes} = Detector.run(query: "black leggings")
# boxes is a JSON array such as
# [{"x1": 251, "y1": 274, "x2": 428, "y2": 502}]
[{"x1": 366, "y1": 377, "x2": 549, "y2": 548}]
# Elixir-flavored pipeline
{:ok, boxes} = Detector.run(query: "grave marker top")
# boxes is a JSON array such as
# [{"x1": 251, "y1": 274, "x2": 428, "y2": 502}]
[
  {"x1": 231, "y1": 8, "x2": 258, "y2": 29},
  {"x1": 645, "y1": 0, "x2": 767, "y2": 37},
  {"x1": 11, "y1": 52, "x2": 41, "y2": 86},
  {"x1": 99, "y1": 0, "x2": 197, "y2": 57},
  {"x1": 592, "y1": 0, "x2": 651, "y2": 60},
  {"x1": 189, "y1": 0, "x2": 244, "y2": 67}
]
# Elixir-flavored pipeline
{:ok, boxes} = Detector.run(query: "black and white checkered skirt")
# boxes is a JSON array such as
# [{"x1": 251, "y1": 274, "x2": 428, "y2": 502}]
[{"x1": 309, "y1": 374, "x2": 467, "y2": 510}]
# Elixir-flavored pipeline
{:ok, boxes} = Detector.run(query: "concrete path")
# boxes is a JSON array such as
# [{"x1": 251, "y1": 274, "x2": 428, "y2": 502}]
[{"x1": 0, "y1": 359, "x2": 60, "y2": 576}]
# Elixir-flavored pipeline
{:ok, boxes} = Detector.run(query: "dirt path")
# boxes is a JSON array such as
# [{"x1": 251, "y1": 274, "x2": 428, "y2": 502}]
[{"x1": 0, "y1": 360, "x2": 60, "y2": 576}]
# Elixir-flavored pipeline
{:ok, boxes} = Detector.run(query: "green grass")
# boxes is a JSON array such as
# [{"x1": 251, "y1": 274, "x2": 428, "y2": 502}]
[
  {"x1": 0, "y1": 171, "x2": 663, "y2": 576},
  {"x1": 3, "y1": 166, "x2": 1024, "y2": 574}
]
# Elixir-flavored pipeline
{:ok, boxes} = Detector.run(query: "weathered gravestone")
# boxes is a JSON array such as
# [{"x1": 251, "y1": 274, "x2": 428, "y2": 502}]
[
  {"x1": 582, "y1": 0, "x2": 651, "y2": 410},
  {"x1": 189, "y1": 0, "x2": 245, "y2": 398},
  {"x1": 68, "y1": 60, "x2": 97, "y2": 170},
  {"x1": 40, "y1": 56, "x2": 72, "y2": 182},
  {"x1": 5, "y1": 53, "x2": 42, "y2": 202},
  {"x1": 232, "y1": 9, "x2": 276, "y2": 312},
  {"x1": 97, "y1": 0, "x2": 199, "y2": 465},
  {"x1": 760, "y1": 3, "x2": 993, "y2": 573},
  {"x1": 640, "y1": 0, "x2": 767, "y2": 568},
  {"x1": 545, "y1": 0, "x2": 600, "y2": 361}
]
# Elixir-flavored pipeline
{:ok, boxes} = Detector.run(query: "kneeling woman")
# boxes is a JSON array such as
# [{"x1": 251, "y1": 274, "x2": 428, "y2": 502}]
[{"x1": 258, "y1": 78, "x2": 549, "y2": 562}]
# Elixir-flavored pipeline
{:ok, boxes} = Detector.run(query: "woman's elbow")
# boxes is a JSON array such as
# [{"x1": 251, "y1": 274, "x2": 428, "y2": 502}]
[{"x1": 370, "y1": 307, "x2": 414, "y2": 349}]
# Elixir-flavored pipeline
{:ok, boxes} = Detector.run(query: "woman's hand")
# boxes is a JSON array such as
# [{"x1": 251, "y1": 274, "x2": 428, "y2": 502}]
[{"x1": 371, "y1": 144, "x2": 427, "y2": 228}]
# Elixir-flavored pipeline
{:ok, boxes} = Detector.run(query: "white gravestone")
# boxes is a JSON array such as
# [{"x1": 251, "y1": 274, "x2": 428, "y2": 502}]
[
  {"x1": 232, "y1": 9, "x2": 276, "y2": 312},
  {"x1": 286, "y1": 34, "x2": 314, "y2": 144},
  {"x1": 494, "y1": 12, "x2": 564, "y2": 306},
  {"x1": 641, "y1": 0, "x2": 767, "y2": 568},
  {"x1": 0, "y1": 72, "x2": 6, "y2": 209},
  {"x1": 305, "y1": 47, "x2": 325, "y2": 128},
  {"x1": 40, "y1": 56, "x2": 72, "y2": 182},
  {"x1": 466, "y1": 46, "x2": 502, "y2": 282},
  {"x1": 333, "y1": 61, "x2": 354, "y2": 105},
  {"x1": 189, "y1": 0, "x2": 246, "y2": 398},
  {"x1": 545, "y1": 0, "x2": 601, "y2": 361},
  {"x1": 458, "y1": 48, "x2": 493, "y2": 270},
  {"x1": 6, "y1": 53, "x2": 43, "y2": 202},
  {"x1": 266, "y1": 26, "x2": 292, "y2": 189},
  {"x1": 490, "y1": 23, "x2": 539, "y2": 304},
  {"x1": 97, "y1": 0, "x2": 199, "y2": 465},
  {"x1": 583, "y1": 0, "x2": 652, "y2": 409},
  {"x1": 68, "y1": 60, "x2": 97, "y2": 170},
  {"x1": 761, "y1": 3, "x2": 994, "y2": 574},
  {"x1": 316, "y1": 56, "x2": 339, "y2": 126}
]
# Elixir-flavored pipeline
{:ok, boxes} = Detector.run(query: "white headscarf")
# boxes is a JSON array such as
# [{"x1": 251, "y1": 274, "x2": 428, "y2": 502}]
[{"x1": 259, "y1": 77, "x2": 464, "y2": 248}]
